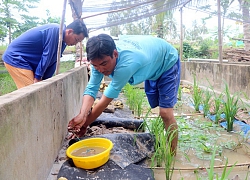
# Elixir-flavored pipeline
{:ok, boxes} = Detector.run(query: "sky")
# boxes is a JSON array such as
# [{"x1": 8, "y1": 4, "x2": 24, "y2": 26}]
[
  {"x1": 35, "y1": 0, "x2": 242, "y2": 39},
  {"x1": 33, "y1": 0, "x2": 72, "y2": 24}
]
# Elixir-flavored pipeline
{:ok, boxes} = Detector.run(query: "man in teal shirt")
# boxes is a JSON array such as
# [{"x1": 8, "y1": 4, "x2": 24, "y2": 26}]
[{"x1": 68, "y1": 34, "x2": 180, "y2": 154}]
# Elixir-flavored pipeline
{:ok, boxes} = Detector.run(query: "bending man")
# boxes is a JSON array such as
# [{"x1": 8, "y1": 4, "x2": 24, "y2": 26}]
[
  {"x1": 68, "y1": 34, "x2": 180, "y2": 154},
  {"x1": 3, "y1": 19, "x2": 88, "y2": 89}
]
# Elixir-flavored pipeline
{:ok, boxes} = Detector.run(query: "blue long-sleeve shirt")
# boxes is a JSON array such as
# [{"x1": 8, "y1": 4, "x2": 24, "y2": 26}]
[
  {"x1": 84, "y1": 35, "x2": 178, "y2": 99},
  {"x1": 3, "y1": 23, "x2": 67, "y2": 80}
]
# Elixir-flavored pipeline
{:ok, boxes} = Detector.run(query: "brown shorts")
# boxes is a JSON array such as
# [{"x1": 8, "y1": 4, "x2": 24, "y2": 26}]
[{"x1": 4, "y1": 63, "x2": 34, "y2": 89}]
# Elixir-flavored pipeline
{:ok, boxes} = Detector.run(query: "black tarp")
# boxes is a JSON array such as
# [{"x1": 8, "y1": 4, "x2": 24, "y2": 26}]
[
  {"x1": 58, "y1": 159, "x2": 154, "y2": 180},
  {"x1": 58, "y1": 133, "x2": 155, "y2": 180},
  {"x1": 91, "y1": 117, "x2": 144, "y2": 130}
]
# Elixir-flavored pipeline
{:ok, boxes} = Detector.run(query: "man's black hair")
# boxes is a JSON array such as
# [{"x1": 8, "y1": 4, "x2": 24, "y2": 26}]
[
  {"x1": 66, "y1": 19, "x2": 88, "y2": 38},
  {"x1": 86, "y1": 34, "x2": 116, "y2": 61}
]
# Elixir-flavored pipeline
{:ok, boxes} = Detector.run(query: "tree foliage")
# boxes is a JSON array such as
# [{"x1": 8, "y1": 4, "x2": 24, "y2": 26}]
[
  {"x1": 0, "y1": 0, "x2": 40, "y2": 43},
  {"x1": 107, "y1": 0, "x2": 153, "y2": 36},
  {"x1": 40, "y1": 10, "x2": 61, "y2": 25},
  {"x1": 0, "y1": 0, "x2": 61, "y2": 43}
]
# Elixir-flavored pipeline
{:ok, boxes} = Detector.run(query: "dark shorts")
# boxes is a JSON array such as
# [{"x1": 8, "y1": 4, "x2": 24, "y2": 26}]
[{"x1": 144, "y1": 58, "x2": 181, "y2": 108}]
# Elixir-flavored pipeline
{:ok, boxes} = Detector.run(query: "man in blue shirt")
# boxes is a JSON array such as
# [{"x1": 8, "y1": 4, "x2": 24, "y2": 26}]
[
  {"x1": 68, "y1": 34, "x2": 181, "y2": 154},
  {"x1": 3, "y1": 19, "x2": 88, "y2": 89}
]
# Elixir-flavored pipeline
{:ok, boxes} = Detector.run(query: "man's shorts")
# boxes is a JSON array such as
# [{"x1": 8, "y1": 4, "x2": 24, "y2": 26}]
[
  {"x1": 144, "y1": 58, "x2": 181, "y2": 108},
  {"x1": 4, "y1": 63, "x2": 34, "y2": 89}
]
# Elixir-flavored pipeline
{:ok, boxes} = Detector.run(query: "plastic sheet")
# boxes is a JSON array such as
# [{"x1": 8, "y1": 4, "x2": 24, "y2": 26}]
[
  {"x1": 58, "y1": 159, "x2": 154, "y2": 180},
  {"x1": 187, "y1": 97, "x2": 250, "y2": 137},
  {"x1": 91, "y1": 117, "x2": 144, "y2": 130},
  {"x1": 58, "y1": 133, "x2": 155, "y2": 180},
  {"x1": 206, "y1": 112, "x2": 250, "y2": 137},
  {"x1": 220, "y1": 120, "x2": 250, "y2": 135}
]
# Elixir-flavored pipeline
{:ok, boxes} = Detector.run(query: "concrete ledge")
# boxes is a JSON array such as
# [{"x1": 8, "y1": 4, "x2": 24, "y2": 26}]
[{"x1": 0, "y1": 66, "x2": 88, "y2": 180}]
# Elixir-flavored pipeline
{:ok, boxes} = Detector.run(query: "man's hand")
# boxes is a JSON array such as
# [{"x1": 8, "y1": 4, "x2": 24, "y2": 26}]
[
  {"x1": 67, "y1": 125, "x2": 87, "y2": 140},
  {"x1": 68, "y1": 114, "x2": 87, "y2": 134},
  {"x1": 67, "y1": 95, "x2": 112, "y2": 139},
  {"x1": 75, "y1": 125, "x2": 88, "y2": 137},
  {"x1": 34, "y1": 78, "x2": 42, "y2": 83}
]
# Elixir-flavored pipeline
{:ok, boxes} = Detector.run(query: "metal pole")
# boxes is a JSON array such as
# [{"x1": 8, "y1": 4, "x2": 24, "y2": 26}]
[
  {"x1": 217, "y1": 0, "x2": 223, "y2": 64},
  {"x1": 179, "y1": 0, "x2": 191, "y2": 61},
  {"x1": 55, "y1": 0, "x2": 67, "y2": 75},
  {"x1": 180, "y1": 7, "x2": 183, "y2": 61}
]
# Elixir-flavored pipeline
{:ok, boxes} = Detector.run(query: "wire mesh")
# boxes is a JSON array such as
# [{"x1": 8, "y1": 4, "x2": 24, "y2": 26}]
[{"x1": 80, "y1": 0, "x2": 245, "y2": 31}]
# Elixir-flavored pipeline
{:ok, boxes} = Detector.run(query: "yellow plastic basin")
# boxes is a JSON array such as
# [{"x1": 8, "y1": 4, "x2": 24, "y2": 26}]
[{"x1": 66, "y1": 137, "x2": 113, "y2": 169}]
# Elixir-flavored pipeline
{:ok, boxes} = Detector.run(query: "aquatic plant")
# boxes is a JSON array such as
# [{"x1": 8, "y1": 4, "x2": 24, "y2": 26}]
[
  {"x1": 134, "y1": 89, "x2": 145, "y2": 118},
  {"x1": 123, "y1": 83, "x2": 136, "y2": 110},
  {"x1": 213, "y1": 92, "x2": 224, "y2": 124},
  {"x1": 222, "y1": 83, "x2": 242, "y2": 132},
  {"x1": 123, "y1": 84, "x2": 146, "y2": 118},
  {"x1": 148, "y1": 117, "x2": 176, "y2": 180},
  {"x1": 145, "y1": 116, "x2": 165, "y2": 166},
  {"x1": 162, "y1": 125, "x2": 177, "y2": 180},
  {"x1": 191, "y1": 75, "x2": 203, "y2": 112},
  {"x1": 202, "y1": 88, "x2": 212, "y2": 117},
  {"x1": 206, "y1": 147, "x2": 236, "y2": 180}
]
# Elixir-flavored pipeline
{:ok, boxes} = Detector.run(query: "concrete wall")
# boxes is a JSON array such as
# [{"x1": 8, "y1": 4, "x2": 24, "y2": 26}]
[
  {"x1": 0, "y1": 66, "x2": 88, "y2": 180},
  {"x1": 181, "y1": 62, "x2": 250, "y2": 99}
]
